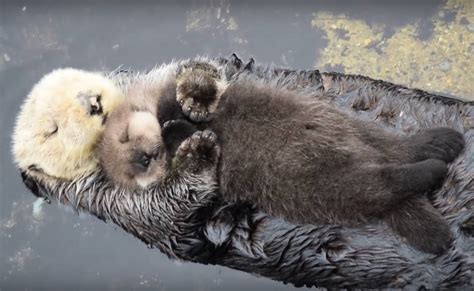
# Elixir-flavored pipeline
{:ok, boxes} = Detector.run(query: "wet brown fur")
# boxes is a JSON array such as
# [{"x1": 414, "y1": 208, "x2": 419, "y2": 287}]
[
  {"x1": 208, "y1": 80, "x2": 462, "y2": 254},
  {"x1": 175, "y1": 63, "x2": 465, "y2": 254}
]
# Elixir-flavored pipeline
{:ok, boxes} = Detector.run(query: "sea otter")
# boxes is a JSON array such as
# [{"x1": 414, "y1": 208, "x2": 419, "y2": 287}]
[
  {"x1": 97, "y1": 61, "x2": 226, "y2": 189},
  {"x1": 12, "y1": 68, "x2": 125, "y2": 180},
  {"x1": 13, "y1": 56, "x2": 473, "y2": 289},
  {"x1": 98, "y1": 60, "x2": 465, "y2": 254}
]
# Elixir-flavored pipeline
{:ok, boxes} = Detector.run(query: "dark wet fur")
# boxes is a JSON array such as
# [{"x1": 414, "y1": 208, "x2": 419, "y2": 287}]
[
  {"x1": 162, "y1": 119, "x2": 198, "y2": 158},
  {"x1": 157, "y1": 82, "x2": 187, "y2": 126},
  {"x1": 191, "y1": 80, "x2": 462, "y2": 254},
  {"x1": 104, "y1": 60, "x2": 464, "y2": 254},
  {"x1": 167, "y1": 58, "x2": 466, "y2": 254}
]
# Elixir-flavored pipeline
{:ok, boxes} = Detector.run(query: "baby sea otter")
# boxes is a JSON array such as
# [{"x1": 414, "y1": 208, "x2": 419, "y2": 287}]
[
  {"x1": 98, "y1": 61, "x2": 465, "y2": 255},
  {"x1": 97, "y1": 61, "x2": 226, "y2": 189}
]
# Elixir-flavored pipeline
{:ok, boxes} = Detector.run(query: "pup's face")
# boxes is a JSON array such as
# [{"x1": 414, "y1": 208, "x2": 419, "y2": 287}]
[
  {"x1": 99, "y1": 109, "x2": 167, "y2": 189},
  {"x1": 12, "y1": 68, "x2": 125, "y2": 180}
]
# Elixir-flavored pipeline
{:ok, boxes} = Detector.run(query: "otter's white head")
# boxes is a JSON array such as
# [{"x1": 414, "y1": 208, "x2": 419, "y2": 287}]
[{"x1": 12, "y1": 68, "x2": 125, "y2": 180}]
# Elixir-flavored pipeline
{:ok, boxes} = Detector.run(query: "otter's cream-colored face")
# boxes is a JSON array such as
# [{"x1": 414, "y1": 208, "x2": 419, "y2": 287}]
[
  {"x1": 99, "y1": 109, "x2": 167, "y2": 190},
  {"x1": 12, "y1": 68, "x2": 125, "y2": 180}
]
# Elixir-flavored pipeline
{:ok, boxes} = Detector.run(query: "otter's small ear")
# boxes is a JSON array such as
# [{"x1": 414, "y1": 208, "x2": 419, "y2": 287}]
[{"x1": 119, "y1": 124, "x2": 129, "y2": 143}]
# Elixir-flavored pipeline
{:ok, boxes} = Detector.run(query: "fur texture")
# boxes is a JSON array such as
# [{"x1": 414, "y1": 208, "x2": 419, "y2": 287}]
[
  {"x1": 97, "y1": 67, "x2": 199, "y2": 189},
  {"x1": 204, "y1": 79, "x2": 462, "y2": 254},
  {"x1": 12, "y1": 68, "x2": 125, "y2": 179},
  {"x1": 100, "y1": 59, "x2": 463, "y2": 254},
  {"x1": 14, "y1": 56, "x2": 474, "y2": 289},
  {"x1": 97, "y1": 59, "x2": 227, "y2": 190}
]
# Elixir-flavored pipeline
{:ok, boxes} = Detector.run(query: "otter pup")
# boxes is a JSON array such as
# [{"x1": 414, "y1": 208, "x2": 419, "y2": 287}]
[
  {"x1": 97, "y1": 62, "x2": 226, "y2": 189},
  {"x1": 99, "y1": 61, "x2": 465, "y2": 254},
  {"x1": 12, "y1": 68, "x2": 125, "y2": 180},
  {"x1": 97, "y1": 60, "x2": 229, "y2": 190},
  {"x1": 98, "y1": 103, "x2": 199, "y2": 189}
]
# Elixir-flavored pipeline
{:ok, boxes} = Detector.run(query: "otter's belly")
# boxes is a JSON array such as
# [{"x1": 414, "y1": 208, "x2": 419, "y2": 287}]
[{"x1": 209, "y1": 115, "x2": 337, "y2": 223}]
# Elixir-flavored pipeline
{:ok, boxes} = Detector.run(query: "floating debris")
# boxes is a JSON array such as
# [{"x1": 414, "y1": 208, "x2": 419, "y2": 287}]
[
  {"x1": 227, "y1": 17, "x2": 238, "y2": 31},
  {"x1": 32, "y1": 198, "x2": 45, "y2": 221},
  {"x1": 3, "y1": 53, "x2": 11, "y2": 62}
]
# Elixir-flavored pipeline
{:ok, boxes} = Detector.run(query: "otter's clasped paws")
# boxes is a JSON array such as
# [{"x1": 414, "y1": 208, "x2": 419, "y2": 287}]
[
  {"x1": 174, "y1": 130, "x2": 220, "y2": 173},
  {"x1": 176, "y1": 62, "x2": 227, "y2": 122}
]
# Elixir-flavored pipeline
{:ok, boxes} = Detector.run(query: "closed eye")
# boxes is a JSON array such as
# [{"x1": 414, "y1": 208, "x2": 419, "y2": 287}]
[{"x1": 44, "y1": 124, "x2": 58, "y2": 138}]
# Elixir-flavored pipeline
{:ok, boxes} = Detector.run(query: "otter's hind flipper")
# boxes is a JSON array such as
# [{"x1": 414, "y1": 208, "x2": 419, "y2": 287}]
[
  {"x1": 404, "y1": 127, "x2": 465, "y2": 163},
  {"x1": 385, "y1": 198, "x2": 452, "y2": 254},
  {"x1": 382, "y1": 159, "x2": 448, "y2": 195}
]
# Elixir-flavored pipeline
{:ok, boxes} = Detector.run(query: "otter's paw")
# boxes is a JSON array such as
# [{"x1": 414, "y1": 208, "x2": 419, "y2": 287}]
[
  {"x1": 174, "y1": 130, "x2": 220, "y2": 172},
  {"x1": 176, "y1": 63, "x2": 226, "y2": 122},
  {"x1": 407, "y1": 128, "x2": 465, "y2": 163}
]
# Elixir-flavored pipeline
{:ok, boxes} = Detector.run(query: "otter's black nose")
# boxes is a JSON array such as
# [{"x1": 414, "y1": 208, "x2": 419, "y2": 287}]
[
  {"x1": 88, "y1": 95, "x2": 103, "y2": 115},
  {"x1": 77, "y1": 92, "x2": 103, "y2": 116}
]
